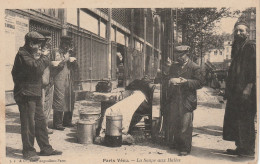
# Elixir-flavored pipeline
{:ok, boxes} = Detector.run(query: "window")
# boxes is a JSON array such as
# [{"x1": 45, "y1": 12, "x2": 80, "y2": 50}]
[
  {"x1": 79, "y1": 10, "x2": 98, "y2": 35},
  {"x1": 214, "y1": 50, "x2": 217, "y2": 55},
  {"x1": 100, "y1": 21, "x2": 106, "y2": 38},
  {"x1": 110, "y1": 27, "x2": 115, "y2": 41},
  {"x1": 220, "y1": 51, "x2": 222, "y2": 55},
  {"x1": 116, "y1": 30, "x2": 125, "y2": 45},
  {"x1": 67, "y1": 8, "x2": 78, "y2": 26}
]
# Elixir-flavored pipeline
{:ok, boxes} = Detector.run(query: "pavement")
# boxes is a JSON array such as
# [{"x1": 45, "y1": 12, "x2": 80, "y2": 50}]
[{"x1": 4, "y1": 86, "x2": 257, "y2": 164}]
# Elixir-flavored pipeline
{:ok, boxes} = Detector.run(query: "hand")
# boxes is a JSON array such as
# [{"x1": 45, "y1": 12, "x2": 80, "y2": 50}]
[
  {"x1": 177, "y1": 77, "x2": 188, "y2": 85},
  {"x1": 242, "y1": 84, "x2": 252, "y2": 100},
  {"x1": 64, "y1": 53, "x2": 70, "y2": 61},
  {"x1": 169, "y1": 78, "x2": 181, "y2": 85},
  {"x1": 42, "y1": 49, "x2": 50, "y2": 56}
]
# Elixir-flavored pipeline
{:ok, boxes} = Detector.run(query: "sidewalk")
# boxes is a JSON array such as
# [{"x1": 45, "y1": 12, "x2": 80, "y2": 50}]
[{"x1": 5, "y1": 87, "x2": 255, "y2": 164}]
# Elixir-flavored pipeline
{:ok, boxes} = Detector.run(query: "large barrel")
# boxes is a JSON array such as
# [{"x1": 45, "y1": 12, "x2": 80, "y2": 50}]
[
  {"x1": 77, "y1": 120, "x2": 96, "y2": 144},
  {"x1": 105, "y1": 115, "x2": 123, "y2": 147}
]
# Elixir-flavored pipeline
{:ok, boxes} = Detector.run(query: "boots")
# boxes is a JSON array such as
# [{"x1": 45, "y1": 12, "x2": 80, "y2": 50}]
[
  {"x1": 53, "y1": 111, "x2": 65, "y2": 130},
  {"x1": 63, "y1": 111, "x2": 74, "y2": 127}
]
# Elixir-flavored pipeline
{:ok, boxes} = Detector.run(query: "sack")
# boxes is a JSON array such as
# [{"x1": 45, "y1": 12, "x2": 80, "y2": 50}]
[
  {"x1": 96, "y1": 80, "x2": 112, "y2": 93},
  {"x1": 42, "y1": 67, "x2": 50, "y2": 85}
]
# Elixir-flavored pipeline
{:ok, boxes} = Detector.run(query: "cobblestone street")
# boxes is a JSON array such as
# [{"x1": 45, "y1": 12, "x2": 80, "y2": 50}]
[{"x1": 5, "y1": 87, "x2": 256, "y2": 164}]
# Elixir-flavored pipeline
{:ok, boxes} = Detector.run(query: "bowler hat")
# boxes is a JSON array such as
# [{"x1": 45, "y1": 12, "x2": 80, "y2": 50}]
[{"x1": 61, "y1": 35, "x2": 72, "y2": 42}]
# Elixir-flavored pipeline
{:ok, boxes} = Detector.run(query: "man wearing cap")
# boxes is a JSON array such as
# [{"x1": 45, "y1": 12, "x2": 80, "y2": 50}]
[
  {"x1": 165, "y1": 45, "x2": 204, "y2": 156},
  {"x1": 223, "y1": 21, "x2": 256, "y2": 157},
  {"x1": 51, "y1": 35, "x2": 78, "y2": 130},
  {"x1": 38, "y1": 30, "x2": 54, "y2": 134},
  {"x1": 12, "y1": 31, "x2": 62, "y2": 161}
]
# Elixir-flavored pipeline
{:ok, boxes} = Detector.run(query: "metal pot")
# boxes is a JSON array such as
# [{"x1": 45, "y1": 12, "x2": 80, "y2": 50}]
[
  {"x1": 77, "y1": 120, "x2": 95, "y2": 144},
  {"x1": 105, "y1": 115, "x2": 123, "y2": 136}
]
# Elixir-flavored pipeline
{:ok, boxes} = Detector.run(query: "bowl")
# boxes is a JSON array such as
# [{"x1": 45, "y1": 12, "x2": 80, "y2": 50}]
[
  {"x1": 51, "y1": 61, "x2": 61, "y2": 67},
  {"x1": 69, "y1": 57, "x2": 76, "y2": 62}
]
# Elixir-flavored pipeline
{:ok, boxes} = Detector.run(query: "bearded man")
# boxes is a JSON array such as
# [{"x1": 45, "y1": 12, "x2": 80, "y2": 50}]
[{"x1": 223, "y1": 21, "x2": 256, "y2": 157}]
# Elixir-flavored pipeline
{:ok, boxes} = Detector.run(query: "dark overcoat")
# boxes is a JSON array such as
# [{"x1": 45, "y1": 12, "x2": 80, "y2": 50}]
[
  {"x1": 165, "y1": 59, "x2": 204, "y2": 152},
  {"x1": 223, "y1": 39, "x2": 256, "y2": 146}
]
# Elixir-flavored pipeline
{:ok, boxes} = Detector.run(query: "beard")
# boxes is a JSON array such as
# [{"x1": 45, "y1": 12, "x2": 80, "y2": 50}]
[{"x1": 234, "y1": 34, "x2": 247, "y2": 43}]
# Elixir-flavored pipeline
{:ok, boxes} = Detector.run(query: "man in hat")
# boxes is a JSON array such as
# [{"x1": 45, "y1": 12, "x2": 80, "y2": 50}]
[
  {"x1": 165, "y1": 45, "x2": 204, "y2": 156},
  {"x1": 223, "y1": 21, "x2": 256, "y2": 157},
  {"x1": 38, "y1": 30, "x2": 54, "y2": 134},
  {"x1": 12, "y1": 31, "x2": 62, "y2": 161},
  {"x1": 51, "y1": 35, "x2": 78, "y2": 130}
]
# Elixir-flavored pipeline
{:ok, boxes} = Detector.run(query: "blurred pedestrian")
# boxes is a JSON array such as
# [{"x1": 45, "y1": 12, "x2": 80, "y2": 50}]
[
  {"x1": 51, "y1": 36, "x2": 78, "y2": 130},
  {"x1": 12, "y1": 31, "x2": 62, "y2": 161},
  {"x1": 223, "y1": 21, "x2": 256, "y2": 157}
]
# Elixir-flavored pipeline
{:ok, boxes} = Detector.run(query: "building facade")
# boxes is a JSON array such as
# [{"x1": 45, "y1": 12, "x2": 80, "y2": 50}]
[{"x1": 5, "y1": 8, "x2": 163, "y2": 105}]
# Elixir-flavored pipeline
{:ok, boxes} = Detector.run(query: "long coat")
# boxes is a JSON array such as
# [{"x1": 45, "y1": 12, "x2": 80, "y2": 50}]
[
  {"x1": 51, "y1": 48, "x2": 78, "y2": 112},
  {"x1": 223, "y1": 39, "x2": 256, "y2": 150},
  {"x1": 165, "y1": 59, "x2": 204, "y2": 152}
]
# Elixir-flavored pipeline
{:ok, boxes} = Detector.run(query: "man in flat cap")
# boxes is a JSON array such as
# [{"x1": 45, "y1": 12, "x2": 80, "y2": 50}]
[
  {"x1": 223, "y1": 21, "x2": 256, "y2": 157},
  {"x1": 12, "y1": 31, "x2": 62, "y2": 161},
  {"x1": 51, "y1": 35, "x2": 78, "y2": 130},
  {"x1": 164, "y1": 45, "x2": 204, "y2": 156}
]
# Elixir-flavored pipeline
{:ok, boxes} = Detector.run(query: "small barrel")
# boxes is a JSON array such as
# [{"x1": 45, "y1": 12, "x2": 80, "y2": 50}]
[
  {"x1": 77, "y1": 120, "x2": 95, "y2": 144},
  {"x1": 105, "y1": 115, "x2": 123, "y2": 147}
]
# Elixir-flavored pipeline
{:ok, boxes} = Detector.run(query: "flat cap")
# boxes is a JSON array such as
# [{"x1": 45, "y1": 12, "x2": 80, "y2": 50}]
[
  {"x1": 38, "y1": 29, "x2": 52, "y2": 39},
  {"x1": 174, "y1": 45, "x2": 190, "y2": 53},
  {"x1": 25, "y1": 31, "x2": 45, "y2": 41}
]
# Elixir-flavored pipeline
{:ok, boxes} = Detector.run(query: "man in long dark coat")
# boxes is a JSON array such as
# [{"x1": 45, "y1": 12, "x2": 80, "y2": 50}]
[
  {"x1": 223, "y1": 21, "x2": 256, "y2": 157},
  {"x1": 51, "y1": 36, "x2": 78, "y2": 130},
  {"x1": 165, "y1": 45, "x2": 204, "y2": 156},
  {"x1": 12, "y1": 31, "x2": 62, "y2": 161}
]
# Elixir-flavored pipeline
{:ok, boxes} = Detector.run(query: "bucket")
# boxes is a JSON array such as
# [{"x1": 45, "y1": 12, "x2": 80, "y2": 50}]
[
  {"x1": 105, "y1": 115, "x2": 123, "y2": 147},
  {"x1": 77, "y1": 120, "x2": 95, "y2": 144},
  {"x1": 79, "y1": 111, "x2": 100, "y2": 131}
]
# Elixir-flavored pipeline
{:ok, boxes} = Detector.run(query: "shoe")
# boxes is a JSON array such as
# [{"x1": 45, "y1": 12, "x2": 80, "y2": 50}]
[
  {"x1": 54, "y1": 125, "x2": 65, "y2": 131},
  {"x1": 47, "y1": 128, "x2": 53, "y2": 134},
  {"x1": 178, "y1": 151, "x2": 189, "y2": 156},
  {"x1": 23, "y1": 154, "x2": 40, "y2": 162},
  {"x1": 63, "y1": 123, "x2": 74, "y2": 127},
  {"x1": 40, "y1": 149, "x2": 63, "y2": 156},
  {"x1": 225, "y1": 149, "x2": 239, "y2": 155},
  {"x1": 94, "y1": 136, "x2": 105, "y2": 144}
]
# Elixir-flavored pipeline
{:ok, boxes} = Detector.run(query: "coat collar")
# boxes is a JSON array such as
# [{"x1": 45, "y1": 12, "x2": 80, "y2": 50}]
[{"x1": 19, "y1": 46, "x2": 34, "y2": 58}]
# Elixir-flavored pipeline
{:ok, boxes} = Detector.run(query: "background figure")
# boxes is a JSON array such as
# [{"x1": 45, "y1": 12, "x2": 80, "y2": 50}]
[
  {"x1": 223, "y1": 21, "x2": 256, "y2": 157},
  {"x1": 11, "y1": 31, "x2": 62, "y2": 161},
  {"x1": 38, "y1": 30, "x2": 54, "y2": 134},
  {"x1": 51, "y1": 36, "x2": 78, "y2": 130},
  {"x1": 165, "y1": 45, "x2": 204, "y2": 156}
]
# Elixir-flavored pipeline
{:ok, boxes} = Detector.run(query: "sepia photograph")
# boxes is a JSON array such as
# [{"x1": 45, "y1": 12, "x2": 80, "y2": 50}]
[{"x1": 2, "y1": 1, "x2": 259, "y2": 164}]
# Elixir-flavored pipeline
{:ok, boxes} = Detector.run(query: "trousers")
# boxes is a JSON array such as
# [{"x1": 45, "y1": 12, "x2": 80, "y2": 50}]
[{"x1": 17, "y1": 96, "x2": 53, "y2": 156}]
